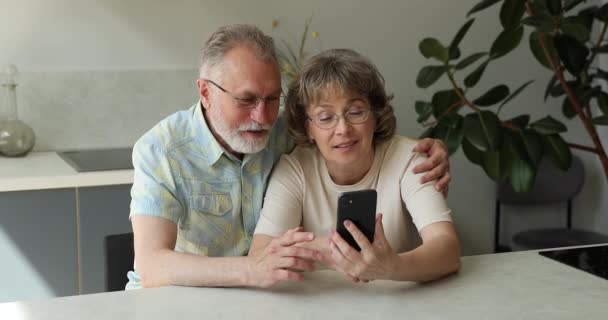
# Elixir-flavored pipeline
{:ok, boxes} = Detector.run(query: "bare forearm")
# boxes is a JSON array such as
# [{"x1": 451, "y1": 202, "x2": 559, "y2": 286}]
[
  {"x1": 390, "y1": 234, "x2": 461, "y2": 282},
  {"x1": 138, "y1": 249, "x2": 253, "y2": 288}
]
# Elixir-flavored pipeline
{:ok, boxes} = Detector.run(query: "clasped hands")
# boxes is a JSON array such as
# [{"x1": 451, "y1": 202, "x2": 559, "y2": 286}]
[{"x1": 248, "y1": 214, "x2": 398, "y2": 287}]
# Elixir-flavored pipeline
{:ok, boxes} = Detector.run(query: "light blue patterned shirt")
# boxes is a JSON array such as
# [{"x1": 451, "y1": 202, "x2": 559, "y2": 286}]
[{"x1": 126, "y1": 102, "x2": 292, "y2": 289}]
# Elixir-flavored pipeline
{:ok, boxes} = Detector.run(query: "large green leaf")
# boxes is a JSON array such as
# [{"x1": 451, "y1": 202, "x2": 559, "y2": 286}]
[
  {"x1": 597, "y1": 3, "x2": 608, "y2": 23},
  {"x1": 415, "y1": 101, "x2": 434, "y2": 123},
  {"x1": 544, "y1": 0, "x2": 563, "y2": 15},
  {"x1": 554, "y1": 34, "x2": 589, "y2": 75},
  {"x1": 520, "y1": 129, "x2": 544, "y2": 168},
  {"x1": 450, "y1": 19, "x2": 475, "y2": 54},
  {"x1": 419, "y1": 127, "x2": 435, "y2": 139},
  {"x1": 562, "y1": 96, "x2": 578, "y2": 119},
  {"x1": 468, "y1": 0, "x2": 503, "y2": 16},
  {"x1": 473, "y1": 85, "x2": 510, "y2": 107},
  {"x1": 597, "y1": 92, "x2": 608, "y2": 115},
  {"x1": 593, "y1": 115, "x2": 608, "y2": 125},
  {"x1": 530, "y1": 116, "x2": 567, "y2": 134},
  {"x1": 577, "y1": 5, "x2": 598, "y2": 31},
  {"x1": 543, "y1": 134, "x2": 573, "y2": 170},
  {"x1": 521, "y1": 14, "x2": 555, "y2": 32},
  {"x1": 490, "y1": 25, "x2": 524, "y2": 59},
  {"x1": 544, "y1": 75, "x2": 558, "y2": 101},
  {"x1": 464, "y1": 111, "x2": 502, "y2": 151},
  {"x1": 509, "y1": 157, "x2": 536, "y2": 193},
  {"x1": 455, "y1": 52, "x2": 488, "y2": 70},
  {"x1": 564, "y1": 0, "x2": 587, "y2": 11},
  {"x1": 482, "y1": 134, "x2": 516, "y2": 183},
  {"x1": 499, "y1": 80, "x2": 534, "y2": 109},
  {"x1": 500, "y1": 0, "x2": 526, "y2": 29},
  {"x1": 462, "y1": 138, "x2": 484, "y2": 165},
  {"x1": 419, "y1": 38, "x2": 449, "y2": 63},
  {"x1": 505, "y1": 115, "x2": 530, "y2": 129},
  {"x1": 560, "y1": 18, "x2": 590, "y2": 43},
  {"x1": 432, "y1": 89, "x2": 461, "y2": 117},
  {"x1": 434, "y1": 114, "x2": 465, "y2": 155},
  {"x1": 449, "y1": 47, "x2": 462, "y2": 60},
  {"x1": 482, "y1": 149, "x2": 502, "y2": 181},
  {"x1": 529, "y1": 31, "x2": 559, "y2": 70},
  {"x1": 416, "y1": 65, "x2": 446, "y2": 88},
  {"x1": 464, "y1": 60, "x2": 489, "y2": 88}
]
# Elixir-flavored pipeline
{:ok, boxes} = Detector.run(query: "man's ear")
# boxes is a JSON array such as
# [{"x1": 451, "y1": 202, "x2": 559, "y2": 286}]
[{"x1": 197, "y1": 79, "x2": 211, "y2": 110}]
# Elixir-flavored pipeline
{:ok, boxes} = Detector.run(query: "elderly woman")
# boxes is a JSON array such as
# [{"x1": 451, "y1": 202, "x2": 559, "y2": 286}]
[{"x1": 249, "y1": 49, "x2": 460, "y2": 283}]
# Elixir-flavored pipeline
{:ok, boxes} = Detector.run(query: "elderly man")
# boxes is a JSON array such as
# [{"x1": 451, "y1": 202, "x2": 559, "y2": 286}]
[{"x1": 127, "y1": 24, "x2": 451, "y2": 289}]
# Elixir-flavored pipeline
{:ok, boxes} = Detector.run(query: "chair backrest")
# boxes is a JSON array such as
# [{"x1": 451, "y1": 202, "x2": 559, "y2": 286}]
[
  {"x1": 497, "y1": 155, "x2": 585, "y2": 205},
  {"x1": 104, "y1": 232, "x2": 134, "y2": 292}
]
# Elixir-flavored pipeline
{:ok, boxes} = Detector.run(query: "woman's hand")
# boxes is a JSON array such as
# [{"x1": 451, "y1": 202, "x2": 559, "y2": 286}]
[
  {"x1": 328, "y1": 214, "x2": 398, "y2": 282},
  {"x1": 413, "y1": 138, "x2": 450, "y2": 196}
]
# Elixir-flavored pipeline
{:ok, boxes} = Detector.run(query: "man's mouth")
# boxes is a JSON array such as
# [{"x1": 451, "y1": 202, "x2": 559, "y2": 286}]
[{"x1": 241, "y1": 129, "x2": 268, "y2": 138}]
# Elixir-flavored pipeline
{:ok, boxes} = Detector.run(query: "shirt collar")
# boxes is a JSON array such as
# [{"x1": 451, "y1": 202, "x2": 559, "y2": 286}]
[{"x1": 192, "y1": 101, "x2": 225, "y2": 166}]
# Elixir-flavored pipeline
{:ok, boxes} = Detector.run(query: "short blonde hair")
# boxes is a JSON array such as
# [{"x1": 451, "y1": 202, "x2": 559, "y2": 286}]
[{"x1": 285, "y1": 49, "x2": 396, "y2": 146}]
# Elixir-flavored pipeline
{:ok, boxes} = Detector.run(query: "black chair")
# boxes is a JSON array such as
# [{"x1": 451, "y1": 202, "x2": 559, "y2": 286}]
[
  {"x1": 104, "y1": 232, "x2": 134, "y2": 291},
  {"x1": 494, "y1": 156, "x2": 608, "y2": 252}
]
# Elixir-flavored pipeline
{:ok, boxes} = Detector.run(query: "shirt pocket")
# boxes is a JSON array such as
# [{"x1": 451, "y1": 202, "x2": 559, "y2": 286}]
[{"x1": 180, "y1": 193, "x2": 234, "y2": 250}]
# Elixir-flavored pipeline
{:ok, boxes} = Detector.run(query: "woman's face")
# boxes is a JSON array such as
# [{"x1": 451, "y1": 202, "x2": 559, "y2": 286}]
[{"x1": 305, "y1": 87, "x2": 376, "y2": 170}]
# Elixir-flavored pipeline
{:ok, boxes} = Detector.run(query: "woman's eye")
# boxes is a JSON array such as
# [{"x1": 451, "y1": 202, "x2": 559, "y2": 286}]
[{"x1": 317, "y1": 114, "x2": 334, "y2": 122}]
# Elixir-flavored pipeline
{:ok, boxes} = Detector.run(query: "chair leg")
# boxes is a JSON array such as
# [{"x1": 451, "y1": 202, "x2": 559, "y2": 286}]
[
  {"x1": 567, "y1": 198, "x2": 572, "y2": 229},
  {"x1": 495, "y1": 200, "x2": 500, "y2": 253}
]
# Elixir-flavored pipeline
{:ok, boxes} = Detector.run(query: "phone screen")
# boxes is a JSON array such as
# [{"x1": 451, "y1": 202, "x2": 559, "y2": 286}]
[{"x1": 336, "y1": 189, "x2": 377, "y2": 251}]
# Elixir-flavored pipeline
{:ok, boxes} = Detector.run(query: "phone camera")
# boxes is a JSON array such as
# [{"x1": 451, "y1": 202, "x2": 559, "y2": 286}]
[{"x1": 349, "y1": 200, "x2": 353, "y2": 204}]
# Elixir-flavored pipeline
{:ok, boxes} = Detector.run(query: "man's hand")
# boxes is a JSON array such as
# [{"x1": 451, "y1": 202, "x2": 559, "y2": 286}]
[
  {"x1": 328, "y1": 214, "x2": 399, "y2": 282},
  {"x1": 246, "y1": 227, "x2": 322, "y2": 288},
  {"x1": 413, "y1": 138, "x2": 450, "y2": 196}
]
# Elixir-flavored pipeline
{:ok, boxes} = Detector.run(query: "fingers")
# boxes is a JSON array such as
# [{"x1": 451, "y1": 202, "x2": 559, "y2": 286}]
[
  {"x1": 331, "y1": 230, "x2": 362, "y2": 263},
  {"x1": 276, "y1": 227, "x2": 314, "y2": 247},
  {"x1": 413, "y1": 138, "x2": 434, "y2": 153},
  {"x1": 272, "y1": 269, "x2": 305, "y2": 282},
  {"x1": 276, "y1": 245, "x2": 323, "y2": 262},
  {"x1": 420, "y1": 163, "x2": 449, "y2": 184},
  {"x1": 373, "y1": 214, "x2": 386, "y2": 242},
  {"x1": 276, "y1": 256, "x2": 316, "y2": 272},
  {"x1": 435, "y1": 172, "x2": 451, "y2": 194},
  {"x1": 343, "y1": 220, "x2": 372, "y2": 251}
]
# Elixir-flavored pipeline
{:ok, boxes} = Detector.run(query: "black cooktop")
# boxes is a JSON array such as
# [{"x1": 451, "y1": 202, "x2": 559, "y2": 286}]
[{"x1": 539, "y1": 244, "x2": 608, "y2": 280}]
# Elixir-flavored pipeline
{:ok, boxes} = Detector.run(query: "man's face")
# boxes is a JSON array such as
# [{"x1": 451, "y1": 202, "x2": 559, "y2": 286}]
[{"x1": 198, "y1": 46, "x2": 282, "y2": 155}]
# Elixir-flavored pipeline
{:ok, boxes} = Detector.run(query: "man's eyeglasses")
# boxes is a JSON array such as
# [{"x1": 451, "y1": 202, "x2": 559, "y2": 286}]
[
  {"x1": 307, "y1": 108, "x2": 372, "y2": 129},
  {"x1": 204, "y1": 79, "x2": 283, "y2": 109}
]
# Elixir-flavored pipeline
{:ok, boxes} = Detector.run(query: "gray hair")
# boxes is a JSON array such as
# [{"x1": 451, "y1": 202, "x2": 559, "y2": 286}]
[{"x1": 199, "y1": 24, "x2": 278, "y2": 78}]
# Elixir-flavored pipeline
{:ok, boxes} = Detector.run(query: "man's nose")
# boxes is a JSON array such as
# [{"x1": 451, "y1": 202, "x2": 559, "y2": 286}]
[{"x1": 249, "y1": 101, "x2": 271, "y2": 125}]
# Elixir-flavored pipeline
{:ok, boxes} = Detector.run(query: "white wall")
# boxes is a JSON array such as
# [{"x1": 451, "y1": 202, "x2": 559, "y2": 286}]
[{"x1": 1, "y1": 0, "x2": 606, "y2": 255}]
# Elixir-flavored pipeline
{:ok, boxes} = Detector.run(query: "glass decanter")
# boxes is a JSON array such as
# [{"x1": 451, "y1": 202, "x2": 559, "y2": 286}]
[{"x1": 0, "y1": 65, "x2": 35, "y2": 157}]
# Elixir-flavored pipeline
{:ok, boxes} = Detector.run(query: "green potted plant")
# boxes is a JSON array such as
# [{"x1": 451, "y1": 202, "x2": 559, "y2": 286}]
[{"x1": 415, "y1": 0, "x2": 608, "y2": 192}]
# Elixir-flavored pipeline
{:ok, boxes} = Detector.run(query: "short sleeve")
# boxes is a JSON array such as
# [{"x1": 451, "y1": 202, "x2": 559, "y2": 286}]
[
  {"x1": 401, "y1": 152, "x2": 452, "y2": 231},
  {"x1": 129, "y1": 138, "x2": 184, "y2": 224},
  {"x1": 254, "y1": 154, "x2": 304, "y2": 237}
]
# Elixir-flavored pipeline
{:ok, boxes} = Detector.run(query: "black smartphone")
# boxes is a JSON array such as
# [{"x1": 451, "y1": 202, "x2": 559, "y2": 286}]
[{"x1": 336, "y1": 189, "x2": 377, "y2": 251}]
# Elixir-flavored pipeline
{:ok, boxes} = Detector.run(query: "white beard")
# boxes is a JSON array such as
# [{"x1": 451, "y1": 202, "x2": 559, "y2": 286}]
[{"x1": 207, "y1": 105, "x2": 271, "y2": 154}]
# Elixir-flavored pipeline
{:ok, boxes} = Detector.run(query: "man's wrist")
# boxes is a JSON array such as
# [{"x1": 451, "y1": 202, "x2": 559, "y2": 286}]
[{"x1": 241, "y1": 256, "x2": 257, "y2": 287}]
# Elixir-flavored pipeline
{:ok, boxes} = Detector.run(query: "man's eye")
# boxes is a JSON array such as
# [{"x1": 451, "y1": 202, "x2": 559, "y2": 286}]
[{"x1": 237, "y1": 97, "x2": 257, "y2": 105}]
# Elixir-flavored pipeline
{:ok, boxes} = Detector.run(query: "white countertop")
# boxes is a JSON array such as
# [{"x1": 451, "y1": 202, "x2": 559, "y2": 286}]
[
  {"x1": 1, "y1": 248, "x2": 606, "y2": 319},
  {"x1": 0, "y1": 152, "x2": 133, "y2": 192}
]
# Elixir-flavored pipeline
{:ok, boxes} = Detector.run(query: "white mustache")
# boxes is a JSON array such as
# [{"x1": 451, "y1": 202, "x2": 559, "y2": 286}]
[{"x1": 237, "y1": 123, "x2": 272, "y2": 132}]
